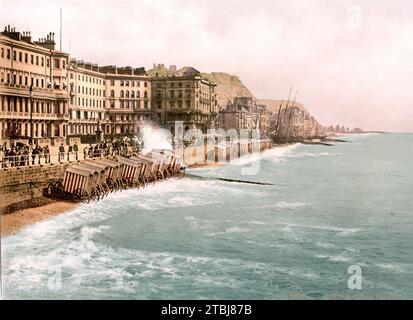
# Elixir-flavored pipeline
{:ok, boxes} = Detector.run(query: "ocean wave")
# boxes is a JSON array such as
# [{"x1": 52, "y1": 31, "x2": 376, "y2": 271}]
[
  {"x1": 225, "y1": 226, "x2": 250, "y2": 233},
  {"x1": 264, "y1": 201, "x2": 307, "y2": 209},
  {"x1": 276, "y1": 222, "x2": 362, "y2": 236},
  {"x1": 375, "y1": 263, "x2": 405, "y2": 272},
  {"x1": 286, "y1": 151, "x2": 342, "y2": 158},
  {"x1": 316, "y1": 254, "x2": 351, "y2": 262},
  {"x1": 206, "y1": 226, "x2": 251, "y2": 237},
  {"x1": 228, "y1": 144, "x2": 301, "y2": 166}
]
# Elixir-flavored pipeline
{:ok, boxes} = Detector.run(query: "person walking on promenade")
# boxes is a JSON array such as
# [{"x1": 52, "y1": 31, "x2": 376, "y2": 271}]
[
  {"x1": 59, "y1": 143, "x2": 65, "y2": 162},
  {"x1": 30, "y1": 145, "x2": 36, "y2": 165},
  {"x1": 68, "y1": 145, "x2": 73, "y2": 161},
  {"x1": 73, "y1": 142, "x2": 79, "y2": 160},
  {"x1": 44, "y1": 145, "x2": 50, "y2": 163},
  {"x1": 88, "y1": 144, "x2": 93, "y2": 158}
]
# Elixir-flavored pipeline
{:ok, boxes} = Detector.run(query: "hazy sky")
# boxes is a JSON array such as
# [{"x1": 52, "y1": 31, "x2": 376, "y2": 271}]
[{"x1": 2, "y1": 0, "x2": 413, "y2": 132}]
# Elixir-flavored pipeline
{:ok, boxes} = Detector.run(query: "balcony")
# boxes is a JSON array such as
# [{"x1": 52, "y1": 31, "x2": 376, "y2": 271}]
[
  {"x1": 0, "y1": 111, "x2": 69, "y2": 120},
  {"x1": 107, "y1": 108, "x2": 135, "y2": 113}
]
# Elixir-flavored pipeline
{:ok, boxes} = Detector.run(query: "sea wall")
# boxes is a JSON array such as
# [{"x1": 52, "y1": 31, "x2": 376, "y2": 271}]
[
  {"x1": 0, "y1": 140, "x2": 272, "y2": 213},
  {"x1": 0, "y1": 162, "x2": 71, "y2": 210}
]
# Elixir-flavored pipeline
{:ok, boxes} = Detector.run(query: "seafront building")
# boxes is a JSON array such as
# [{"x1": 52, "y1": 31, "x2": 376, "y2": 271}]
[
  {"x1": 219, "y1": 97, "x2": 270, "y2": 137},
  {"x1": 100, "y1": 65, "x2": 152, "y2": 137},
  {"x1": 151, "y1": 66, "x2": 218, "y2": 134},
  {"x1": 67, "y1": 59, "x2": 106, "y2": 140},
  {"x1": 0, "y1": 25, "x2": 69, "y2": 146},
  {"x1": 0, "y1": 24, "x2": 326, "y2": 147},
  {"x1": 270, "y1": 100, "x2": 324, "y2": 139}
]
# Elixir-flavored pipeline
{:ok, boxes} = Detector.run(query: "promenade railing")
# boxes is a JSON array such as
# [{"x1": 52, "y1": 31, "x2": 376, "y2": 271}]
[{"x1": 0, "y1": 148, "x2": 133, "y2": 169}]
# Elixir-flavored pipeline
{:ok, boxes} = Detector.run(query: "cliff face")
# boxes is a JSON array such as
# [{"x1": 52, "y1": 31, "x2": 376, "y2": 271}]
[{"x1": 201, "y1": 72, "x2": 254, "y2": 108}]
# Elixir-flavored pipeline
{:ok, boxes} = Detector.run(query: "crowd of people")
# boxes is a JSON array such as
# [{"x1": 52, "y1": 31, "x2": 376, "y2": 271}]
[
  {"x1": 0, "y1": 142, "x2": 50, "y2": 168},
  {"x1": 0, "y1": 137, "x2": 144, "y2": 168}
]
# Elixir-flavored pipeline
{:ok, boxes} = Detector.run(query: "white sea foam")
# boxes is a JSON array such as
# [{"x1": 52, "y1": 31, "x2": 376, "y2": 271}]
[
  {"x1": 140, "y1": 125, "x2": 172, "y2": 154},
  {"x1": 376, "y1": 263, "x2": 405, "y2": 272},
  {"x1": 286, "y1": 151, "x2": 342, "y2": 158},
  {"x1": 228, "y1": 143, "x2": 300, "y2": 166},
  {"x1": 275, "y1": 222, "x2": 362, "y2": 236},
  {"x1": 264, "y1": 201, "x2": 307, "y2": 209},
  {"x1": 225, "y1": 226, "x2": 250, "y2": 233},
  {"x1": 317, "y1": 254, "x2": 351, "y2": 262}
]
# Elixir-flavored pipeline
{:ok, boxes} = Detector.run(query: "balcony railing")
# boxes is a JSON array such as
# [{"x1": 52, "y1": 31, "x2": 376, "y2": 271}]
[{"x1": 0, "y1": 111, "x2": 69, "y2": 120}]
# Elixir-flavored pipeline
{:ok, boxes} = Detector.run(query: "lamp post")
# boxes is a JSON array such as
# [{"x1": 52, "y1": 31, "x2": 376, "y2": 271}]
[{"x1": 29, "y1": 84, "x2": 33, "y2": 145}]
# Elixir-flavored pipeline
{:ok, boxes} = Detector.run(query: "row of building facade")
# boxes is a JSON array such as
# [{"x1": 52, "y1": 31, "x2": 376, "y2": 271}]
[
  {"x1": 0, "y1": 25, "x2": 322, "y2": 146},
  {"x1": 0, "y1": 25, "x2": 221, "y2": 146}
]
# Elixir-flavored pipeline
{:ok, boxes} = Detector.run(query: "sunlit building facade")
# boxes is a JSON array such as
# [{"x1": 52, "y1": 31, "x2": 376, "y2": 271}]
[{"x1": 0, "y1": 25, "x2": 69, "y2": 146}]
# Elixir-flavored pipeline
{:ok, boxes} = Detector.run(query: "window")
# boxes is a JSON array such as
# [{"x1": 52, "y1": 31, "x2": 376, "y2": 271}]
[
  {"x1": 54, "y1": 58, "x2": 60, "y2": 68},
  {"x1": 110, "y1": 79, "x2": 115, "y2": 86},
  {"x1": 19, "y1": 75, "x2": 22, "y2": 84},
  {"x1": 13, "y1": 50, "x2": 16, "y2": 61},
  {"x1": 126, "y1": 90, "x2": 129, "y2": 98},
  {"x1": 19, "y1": 52, "x2": 22, "y2": 62},
  {"x1": 126, "y1": 81, "x2": 129, "y2": 87},
  {"x1": 120, "y1": 90, "x2": 124, "y2": 98},
  {"x1": 46, "y1": 58, "x2": 49, "y2": 67},
  {"x1": 120, "y1": 80, "x2": 124, "y2": 86},
  {"x1": 36, "y1": 56, "x2": 39, "y2": 65},
  {"x1": 144, "y1": 82, "x2": 147, "y2": 87},
  {"x1": 25, "y1": 76, "x2": 28, "y2": 85},
  {"x1": 144, "y1": 91, "x2": 148, "y2": 98},
  {"x1": 7, "y1": 49, "x2": 10, "y2": 59},
  {"x1": 137, "y1": 81, "x2": 140, "y2": 87},
  {"x1": 136, "y1": 91, "x2": 140, "y2": 98},
  {"x1": 31, "y1": 55, "x2": 34, "y2": 64},
  {"x1": 0, "y1": 48, "x2": 3, "y2": 58},
  {"x1": 41, "y1": 57, "x2": 44, "y2": 66},
  {"x1": 131, "y1": 91, "x2": 135, "y2": 98}
]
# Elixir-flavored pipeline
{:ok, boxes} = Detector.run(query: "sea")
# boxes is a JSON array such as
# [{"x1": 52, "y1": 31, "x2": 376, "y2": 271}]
[{"x1": 1, "y1": 133, "x2": 413, "y2": 299}]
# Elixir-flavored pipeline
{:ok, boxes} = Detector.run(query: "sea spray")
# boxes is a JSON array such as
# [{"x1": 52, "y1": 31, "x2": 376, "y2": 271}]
[{"x1": 139, "y1": 125, "x2": 172, "y2": 154}]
